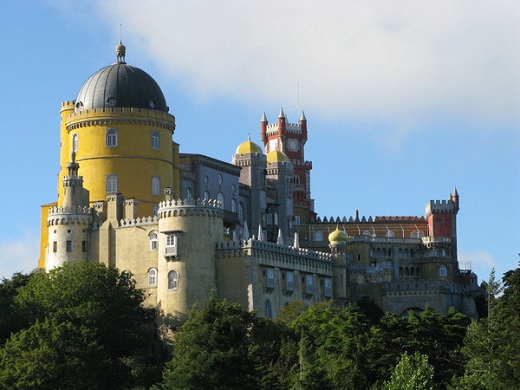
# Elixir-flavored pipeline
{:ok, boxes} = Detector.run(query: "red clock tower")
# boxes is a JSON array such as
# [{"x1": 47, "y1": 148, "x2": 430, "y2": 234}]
[{"x1": 261, "y1": 109, "x2": 316, "y2": 223}]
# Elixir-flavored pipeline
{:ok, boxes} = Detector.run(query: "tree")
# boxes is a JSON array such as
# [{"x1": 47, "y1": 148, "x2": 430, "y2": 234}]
[
  {"x1": 0, "y1": 272, "x2": 32, "y2": 345},
  {"x1": 382, "y1": 351, "x2": 435, "y2": 390},
  {"x1": 0, "y1": 262, "x2": 159, "y2": 389},
  {"x1": 159, "y1": 296, "x2": 285, "y2": 390},
  {"x1": 456, "y1": 263, "x2": 520, "y2": 389}
]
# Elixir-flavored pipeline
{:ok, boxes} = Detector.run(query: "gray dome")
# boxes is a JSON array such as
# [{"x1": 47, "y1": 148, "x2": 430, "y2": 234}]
[{"x1": 75, "y1": 62, "x2": 168, "y2": 112}]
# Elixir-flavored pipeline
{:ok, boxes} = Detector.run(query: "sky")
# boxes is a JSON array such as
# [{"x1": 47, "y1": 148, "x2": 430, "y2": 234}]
[{"x1": 0, "y1": 0, "x2": 518, "y2": 283}]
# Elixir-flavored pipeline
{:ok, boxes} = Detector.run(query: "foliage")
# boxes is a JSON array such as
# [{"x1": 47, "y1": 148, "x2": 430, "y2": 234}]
[
  {"x1": 0, "y1": 272, "x2": 32, "y2": 345},
  {"x1": 0, "y1": 262, "x2": 160, "y2": 389},
  {"x1": 382, "y1": 351, "x2": 435, "y2": 390},
  {"x1": 159, "y1": 296, "x2": 286, "y2": 389},
  {"x1": 455, "y1": 263, "x2": 520, "y2": 389}
]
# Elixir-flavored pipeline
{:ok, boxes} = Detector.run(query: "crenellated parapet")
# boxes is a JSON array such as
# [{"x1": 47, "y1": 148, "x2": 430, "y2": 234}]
[
  {"x1": 216, "y1": 238, "x2": 333, "y2": 272},
  {"x1": 119, "y1": 216, "x2": 159, "y2": 228},
  {"x1": 47, "y1": 205, "x2": 92, "y2": 227},
  {"x1": 426, "y1": 199, "x2": 457, "y2": 215},
  {"x1": 65, "y1": 106, "x2": 175, "y2": 132},
  {"x1": 158, "y1": 198, "x2": 223, "y2": 219}
]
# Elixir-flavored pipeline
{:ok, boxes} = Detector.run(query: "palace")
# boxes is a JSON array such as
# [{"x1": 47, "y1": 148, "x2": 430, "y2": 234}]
[{"x1": 39, "y1": 43, "x2": 482, "y2": 328}]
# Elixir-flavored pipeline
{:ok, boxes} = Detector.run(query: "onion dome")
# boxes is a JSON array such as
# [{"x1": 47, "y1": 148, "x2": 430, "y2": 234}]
[
  {"x1": 236, "y1": 136, "x2": 263, "y2": 155},
  {"x1": 328, "y1": 226, "x2": 348, "y2": 243},
  {"x1": 266, "y1": 150, "x2": 290, "y2": 164},
  {"x1": 74, "y1": 42, "x2": 168, "y2": 112}
]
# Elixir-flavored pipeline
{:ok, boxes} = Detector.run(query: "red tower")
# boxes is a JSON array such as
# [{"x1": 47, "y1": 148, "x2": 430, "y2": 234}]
[{"x1": 261, "y1": 109, "x2": 316, "y2": 223}]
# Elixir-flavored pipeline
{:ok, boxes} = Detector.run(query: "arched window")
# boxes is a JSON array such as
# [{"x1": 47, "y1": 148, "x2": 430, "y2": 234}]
[
  {"x1": 152, "y1": 176, "x2": 161, "y2": 196},
  {"x1": 72, "y1": 133, "x2": 78, "y2": 152},
  {"x1": 231, "y1": 198, "x2": 237, "y2": 213},
  {"x1": 106, "y1": 128, "x2": 117, "y2": 147},
  {"x1": 314, "y1": 231, "x2": 323, "y2": 241},
  {"x1": 386, "y1": 229, "x2": 395, "y2": 238},
  {"x1": 151, "y1": 130, "x2": 160, "y2": 149},
  {"x1": 217, "y1": 192, "x2": 224, "y2": 208},
  {"x1": 106, "y1": 174, "x2": 118, "y2": 193},
  {"x1": 203, "y1": 190, "x2": 210, "y2": 201},
  {"x1": 153, "y1": 205, "x2": 159, "y2": 216},
  {"x1": 149, "y1": 231, "x2": 158, "y2": 250},
  {"x1": 266, "y1": 213, "x2": 273, "y2": 225},
  {"x1": 439, "y1": 264, "x2": 448, "y2": 278},
  {"x1": 238, "y1": 203, "x2": 244, "y2": 220},
  {"x1": 148, "y1": 268, "x2": 157, "y2": 286},
  {"x1": 168, "y1": 270, "x2": 179, "y2": 290},
  {"x1": 264, "y1": 299, "x2": 273, "y2": 319}
]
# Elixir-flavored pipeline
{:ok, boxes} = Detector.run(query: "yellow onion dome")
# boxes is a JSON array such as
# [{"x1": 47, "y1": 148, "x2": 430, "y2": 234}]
[
  {"x1": 328, "y1": 226, "x2": 348, "y2": 242},
  {"x1": 236, "y1": 137, "x2": 263, "y2": 155},
  {"x1": 267, "y1": 150, "x2": 290, "y2": 164}
]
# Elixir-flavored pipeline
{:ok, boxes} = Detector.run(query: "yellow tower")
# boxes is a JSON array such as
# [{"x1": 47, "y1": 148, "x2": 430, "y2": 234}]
[{"x1": 39, "y1": 42, "x2": 179, "y2": 267}]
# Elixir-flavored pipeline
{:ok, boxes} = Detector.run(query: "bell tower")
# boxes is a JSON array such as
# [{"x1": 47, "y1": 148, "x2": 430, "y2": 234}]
[{"x1": 261, "y1": 110, "x2": 315, "y2": 223}]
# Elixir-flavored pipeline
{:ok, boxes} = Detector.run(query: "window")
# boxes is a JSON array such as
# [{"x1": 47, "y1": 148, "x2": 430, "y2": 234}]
[
  {"x1": 186, "y1": 188, "x2": 193, "y2": 202},
  {"x1": 168, "y1": 270, "x2": 179, "y2": 290},
  {"x1": 151, "y1": 130, "x2": 160, "y2": 149},
  {"x1": 265, "y1": 299, "x2": 273, "y2": 319},
  {"x1": 286, "y1": 271, "x2": 295, "y2": 292},
  {"x1": 266, "y1": 213, "x2": 273, "y2": 225},
  {"x1": 166, "y1": 234, "x2": 177, "y2": 247},
  {"x1": 411, "y1": 231, "x2": 424, "y2": 238},
  {"x1": 439, "y1": 264, "x2": 448, "y2": 278},
  {"x1": 106, "y1": 174, "x2": 118, "y2": 193},
  {"x1": 217, "y1": 192, "x2": 224, "y2": 207},
  {"x1": 266, "y1": 268, "x2": 275, "y2": 289},
  {"x1": 231, "y1": 198, "x2": 237, "y2": 213},
  {"x1": 149, "y1": 231, "x2": 158, "y2": 251},
  {"x1": 314, "y1": 231, "x2": 323, "y2": 241},
  {"x1": 203, "y1": 191, "x2": 210, "y2": 201},
  {"x1": 153, "y1": 205, "x2": 159, "y2": 216},
  {"x1": 106, "y1": 128, "x2": 117, "y2": 147},
  {"x1": 152, "y1": 176, "x2": 161, "y2": 196},
  {"x1": 66, "y1": 241, "x2": 72, "y2": 252},
  {"x1": 72, "y1": 133, "x2": 78, "y2": 152},
  {"x1": 238, "y1": 203, "x2": 243, "y2": 220},
  {"x1": 148, "y1": 268, "x2": 157, "y2": 286},
  {"x1": 53, "y1": 241, "x2": 57, "y2": 253},
  {"x1": 305, "y1": 275, "x2": 314, "y2": 295},
  {"x1": 217, "y1": 174, "x2": 223, "y2": 185},
  {"x1": 324, "y1": 278, "x2": 333, "y2": 298},
  {"x1": 294, "y1": 216, "x2": 301, "y2": 225},
  {"x1": 82, "y1": 241, "x2": 87, "y2": 252}
]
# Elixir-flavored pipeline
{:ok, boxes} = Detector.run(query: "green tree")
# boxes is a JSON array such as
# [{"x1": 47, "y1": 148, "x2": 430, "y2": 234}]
[
  {"x1": 382, "y1": 351, "x2": 435, "y2": 390},
  {"x1": 159, "y1": 296, "x2": 285, "y2": 390},
  {"x1": 0, "y1": 262, "x2": 159, "y2": 389},
  {"x1": 456, "y1": 263, "x2": 520, "y2": 389},
  {"x1": 0, "y1": 272, "x2": 32, "y2": 345}
]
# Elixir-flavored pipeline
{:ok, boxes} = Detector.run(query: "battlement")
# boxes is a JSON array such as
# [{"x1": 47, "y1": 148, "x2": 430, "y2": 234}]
[
  {"x1": 48, "y1": 205, "x2": 91, "y2": 215},
  {"x1": 119, "y1": 216, "x2": 159, "y2": 228},
  {"x1": 158, "y1": 198, "x2": 223, "y2": 219},
  {"x1": 425, "y1": 199, "x2": 456, "y2": 215},
  {"x1": 65, "y1": 106, "x2": 175, "y2": 132},
  {"x1": 316, "y1": 215, "x2": 425, "y2": 224},
  {"x1": 216, "y1": 238, "x2": 333, "y2": 265},
  {"x1": 266, "y1": 122, "x2": 302, "y2": 135}
]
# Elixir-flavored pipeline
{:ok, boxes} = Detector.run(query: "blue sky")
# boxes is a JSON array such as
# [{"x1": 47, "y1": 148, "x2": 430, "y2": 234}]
[{"x1": 0, "y1": 0, "x2": 518, "y2": 283}]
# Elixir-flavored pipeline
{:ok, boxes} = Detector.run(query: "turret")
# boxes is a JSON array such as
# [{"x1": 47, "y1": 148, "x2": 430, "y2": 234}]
[
  {"x1": 45, "y1": 156, "x2": 92, "y2": 270},
  {"x1": 260, "y1": 112, "x2": 268, "y2": 145},
  {"x1": 278, "y1": 108, "x2": 286, "y2": 139}
]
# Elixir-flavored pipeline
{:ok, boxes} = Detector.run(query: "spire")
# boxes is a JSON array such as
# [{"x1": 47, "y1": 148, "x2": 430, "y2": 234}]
[
  {"x1": 293, "y1": 232, "x2": 300, "y2": 248},
  {"x1": 299, "y1": 111, "x2": 306, "y2": 121},
  {"x1": 278, "y1": 107, "x2": 285, "y2": 118},
  {"x1": 277, "y1": 229, "x2": 284, "y2": 245},
  {"x1": 261, "y1": 112, "x2": 268, "y2": 123},
  {"x1": 243, "y1": 221, "x2": 250, "y2": 241}
]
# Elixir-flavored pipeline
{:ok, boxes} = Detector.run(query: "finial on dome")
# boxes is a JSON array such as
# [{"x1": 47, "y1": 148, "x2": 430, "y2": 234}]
[{"x1": 116, "y1": 25, "x2": 126, "y2": 64}]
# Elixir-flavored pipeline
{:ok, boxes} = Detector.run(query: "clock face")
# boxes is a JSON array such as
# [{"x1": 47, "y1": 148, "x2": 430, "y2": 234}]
[{"x1": 287, "y1": 138, "x2": 299, "y2": 152}]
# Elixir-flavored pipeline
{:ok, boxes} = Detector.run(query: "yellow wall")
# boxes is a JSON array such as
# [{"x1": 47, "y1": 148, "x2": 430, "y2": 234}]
[{"x1": 59, "y1": 107, "x2": 177, "y2": 217}]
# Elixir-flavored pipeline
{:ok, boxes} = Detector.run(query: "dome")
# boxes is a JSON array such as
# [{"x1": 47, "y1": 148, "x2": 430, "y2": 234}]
[
  {"x1": 236, "y1": 138, "x2": 263, "y2": 155},
  {"x1": 74, "y1": 44, "x2": 168, "y2": 112},
  {"x1": 328, "y1": 226, "x2": 348, "y2": 243},
  {"x1": 267, "y1": 150, "x2": 290, "y2": 164}
]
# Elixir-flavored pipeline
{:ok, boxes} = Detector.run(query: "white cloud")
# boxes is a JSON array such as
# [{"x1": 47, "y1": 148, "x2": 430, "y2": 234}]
[
  {"x1": 94, "y1": 0, "x2": 519, "y2": 127},
  {"x1": 0, "y1": 231, "x2": 40, "y2": 280}
]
